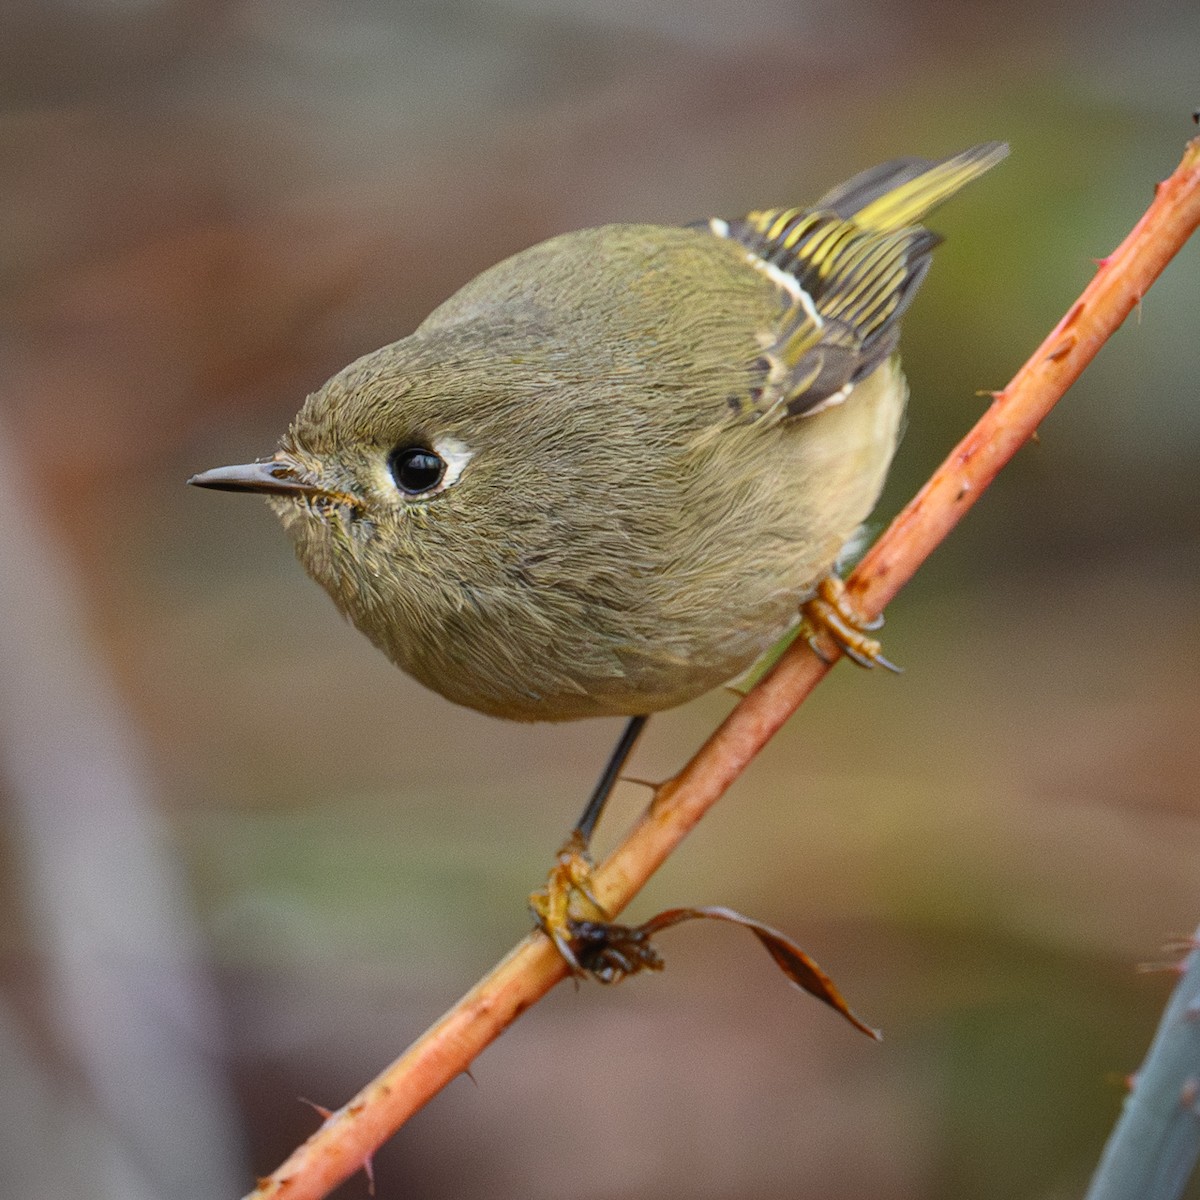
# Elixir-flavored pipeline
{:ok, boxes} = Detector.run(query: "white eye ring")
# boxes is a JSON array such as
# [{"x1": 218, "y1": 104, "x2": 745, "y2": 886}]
[
  {"x1": 433, "y1": 435, "x2": 473, "y2": 491},
  {"x1": 383, "y1": 434, "x2": 474, "y2": 501}
]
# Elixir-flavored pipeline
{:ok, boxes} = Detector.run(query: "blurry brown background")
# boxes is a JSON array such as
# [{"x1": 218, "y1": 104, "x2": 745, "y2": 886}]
[{"x1": 1, "y1": 2, "x2": 1198, "y2": 1198}]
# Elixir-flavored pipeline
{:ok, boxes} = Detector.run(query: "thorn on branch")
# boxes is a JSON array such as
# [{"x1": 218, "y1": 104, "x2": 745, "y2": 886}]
[
  {"x1": 1045, "y1": 335, "x2": 1077, "y2": 362},
  {"x1": 621, "y1": 776, "x2": 663, "y2": 793},
  {"x1": 1061, "y1": 300, "x2": 1086, "y2": 329},
  {"x1": 1160, "y1": 936, "x2": 1200, "y2": 953},
  {"x1": 1136, "y1": 959, "x2": 1188, "y2": 977}
]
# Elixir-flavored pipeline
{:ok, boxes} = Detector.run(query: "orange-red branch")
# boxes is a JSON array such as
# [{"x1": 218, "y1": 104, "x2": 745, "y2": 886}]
[
  {"x1": 852, "y1": 140, "x2": 1200, "y2": 620},
  {"x1": 246, "y1": 136, "x2": 1200, "y2": 1200}
]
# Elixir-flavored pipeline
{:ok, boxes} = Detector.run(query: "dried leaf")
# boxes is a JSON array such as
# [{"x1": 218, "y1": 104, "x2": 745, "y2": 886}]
[{"x1": 570, "y1": 905, "x2": 880, "y2": 1040}]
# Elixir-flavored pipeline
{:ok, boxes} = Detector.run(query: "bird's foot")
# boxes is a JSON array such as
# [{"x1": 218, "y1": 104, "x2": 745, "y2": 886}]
[
  {"x1": 528, "y1": 830, "x2": 608, "y2": 975},
  {"x1": 801, "y1": 575, "x2": 901, "y2": 673},
  {"x1": 566, "y1": 919, "x2": 665, "y2": 983},
  {"x1": 529, "y1": 833, "x2": 664, "y2": 981}
]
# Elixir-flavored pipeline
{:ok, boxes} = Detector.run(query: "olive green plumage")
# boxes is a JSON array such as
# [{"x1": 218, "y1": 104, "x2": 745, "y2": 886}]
[{"x1": 194, "y1": 143, "x2": 1006, "y2": 721}]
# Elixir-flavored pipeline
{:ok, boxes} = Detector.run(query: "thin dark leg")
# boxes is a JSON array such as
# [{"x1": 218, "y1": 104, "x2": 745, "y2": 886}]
[{"x1": 573, "y1": 715, "x2": 649, "y2": 845}]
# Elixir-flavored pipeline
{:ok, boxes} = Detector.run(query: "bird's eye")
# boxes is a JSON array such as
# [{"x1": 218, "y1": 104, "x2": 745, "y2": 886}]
[{"x1": 388, "y1": 446, "x2": 446, "y2": 495}]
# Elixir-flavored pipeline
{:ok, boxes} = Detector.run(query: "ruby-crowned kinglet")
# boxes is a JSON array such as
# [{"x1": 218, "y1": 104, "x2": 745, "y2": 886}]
[
  {"x1": 193, "y1": 143, "x2": 1007, "y2": 974},
  {"x1": 192, "y1": 143, "x2": 1006, "y2": 728}
]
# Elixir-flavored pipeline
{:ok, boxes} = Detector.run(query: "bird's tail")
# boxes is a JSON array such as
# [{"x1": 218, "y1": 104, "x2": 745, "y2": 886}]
[{"x1": 813, "y1": 141, "x2": 1009, "y2": 231}]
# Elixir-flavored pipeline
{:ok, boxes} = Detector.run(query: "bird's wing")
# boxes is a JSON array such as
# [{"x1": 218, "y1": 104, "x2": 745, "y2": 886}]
[{"x1": 704, "y1": 142, "x2": 1006, "y2": 422}]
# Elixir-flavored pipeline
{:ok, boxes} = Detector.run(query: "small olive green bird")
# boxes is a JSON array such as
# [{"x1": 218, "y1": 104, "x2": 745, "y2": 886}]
[{"x1": 192, "y1": 142, "x2": 1006, "y2": 967}]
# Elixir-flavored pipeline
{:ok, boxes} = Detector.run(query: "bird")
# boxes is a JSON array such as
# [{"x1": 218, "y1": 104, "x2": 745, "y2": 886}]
[{"x1": 191, "y1": 141, "x2": 1008, "y2": 970}]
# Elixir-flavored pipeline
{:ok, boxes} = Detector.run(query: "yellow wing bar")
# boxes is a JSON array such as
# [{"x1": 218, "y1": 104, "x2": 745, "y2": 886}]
[{"x1": 715, "y1": 142, "x2": 1007, "y2": 420}]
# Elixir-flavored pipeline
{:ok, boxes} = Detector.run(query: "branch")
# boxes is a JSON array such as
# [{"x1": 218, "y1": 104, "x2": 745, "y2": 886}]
[{"x1": 245, "y1": 135, "x2": 1200, "y2": 1200}]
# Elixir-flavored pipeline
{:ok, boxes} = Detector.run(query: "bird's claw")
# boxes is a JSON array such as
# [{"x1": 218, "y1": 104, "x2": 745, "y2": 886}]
[
  {"x1": 528, "y1": 831, "x2": 609, "y2": 976},
  {"x1": 568, "y1": 919, "x2": 665, "y2": 983},
  {"x1": 801, "y1": 575, "x2": 901, "y2": 673}
]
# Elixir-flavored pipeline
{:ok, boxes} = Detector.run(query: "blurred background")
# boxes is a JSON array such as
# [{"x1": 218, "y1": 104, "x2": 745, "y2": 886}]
[{"x1": 1, "y1": 1, "x2": 1198, "y2": 1197}]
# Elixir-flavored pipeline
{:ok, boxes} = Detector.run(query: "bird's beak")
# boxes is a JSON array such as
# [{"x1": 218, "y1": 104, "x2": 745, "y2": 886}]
[{"x1": 188, "y1": 457, "x2": 326, "y2": 497}]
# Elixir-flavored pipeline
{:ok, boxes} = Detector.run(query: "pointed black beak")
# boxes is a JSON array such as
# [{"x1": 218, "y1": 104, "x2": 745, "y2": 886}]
[{"x1": 188, "y1": 459, "x2": 326, "y2": 497}]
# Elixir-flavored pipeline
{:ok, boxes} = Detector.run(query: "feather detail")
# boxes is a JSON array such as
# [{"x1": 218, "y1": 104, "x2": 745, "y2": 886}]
[{"x1": 711, "y1": 142, "x2": 1007, "y2": 421}]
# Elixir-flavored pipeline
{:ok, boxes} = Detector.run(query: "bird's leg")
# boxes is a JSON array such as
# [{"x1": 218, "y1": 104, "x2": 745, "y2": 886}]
[
  {"x1": 801, "y1": 574, "x2": 902, "y2": 673},
  {"x1": 529, "y1": 714, "x2": 649, "y2": 972}
]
